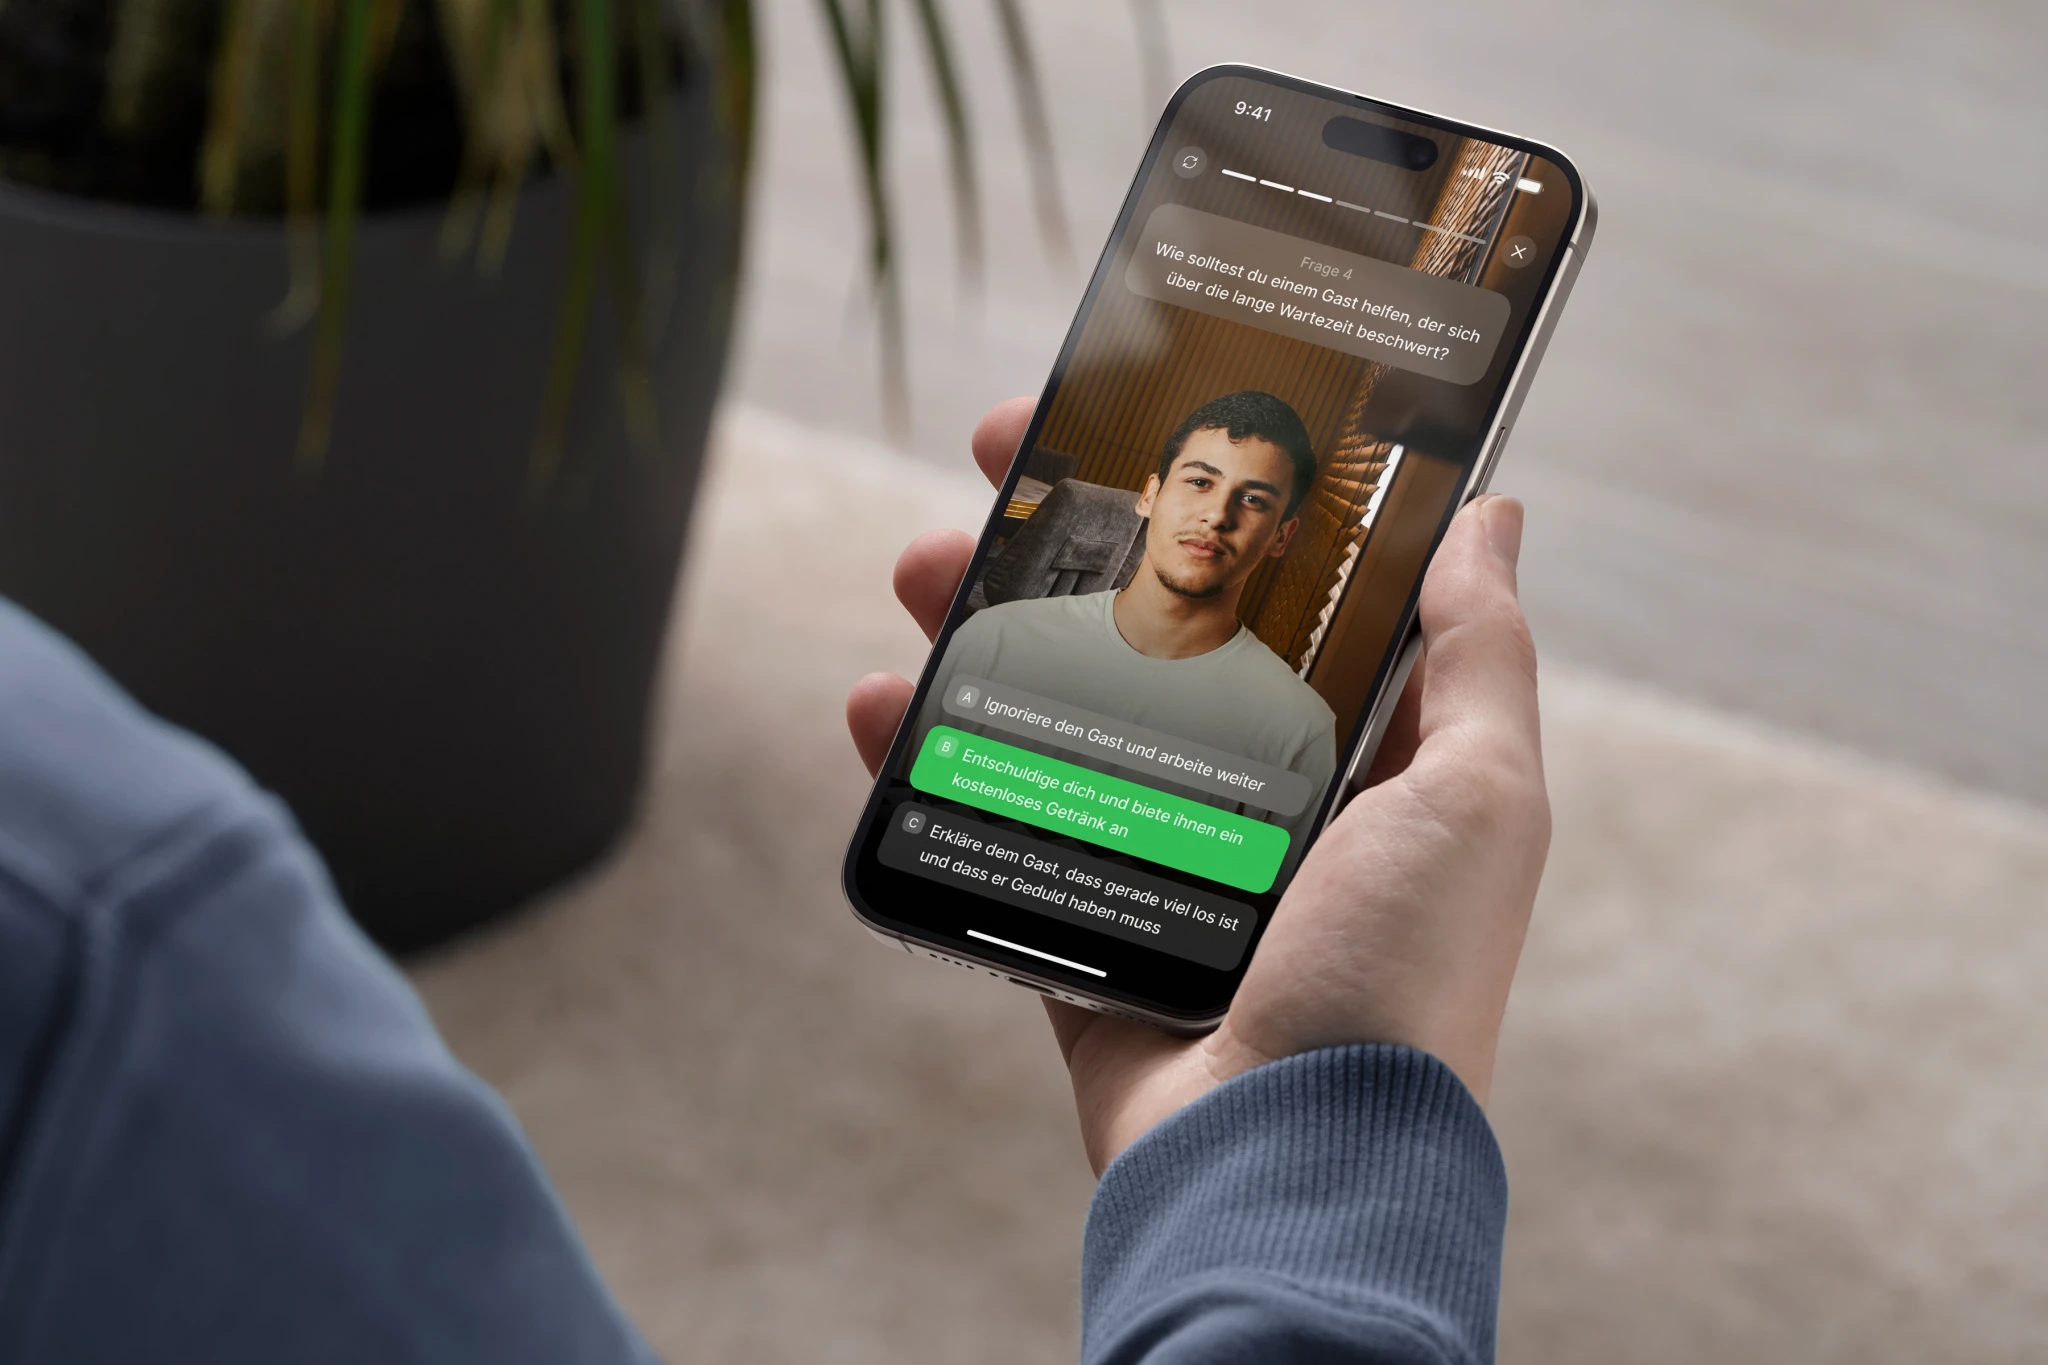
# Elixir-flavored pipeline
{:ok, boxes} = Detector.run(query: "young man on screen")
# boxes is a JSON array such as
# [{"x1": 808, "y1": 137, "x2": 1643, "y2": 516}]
[{"x1": 919, "y1": 391, "x2": 1340, "y2": 846}]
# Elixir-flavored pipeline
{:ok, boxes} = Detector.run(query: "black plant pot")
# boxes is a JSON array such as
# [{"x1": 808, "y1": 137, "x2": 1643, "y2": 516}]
[{"x1": 0, "y1": 88, "x2": 739, "y2": 952}]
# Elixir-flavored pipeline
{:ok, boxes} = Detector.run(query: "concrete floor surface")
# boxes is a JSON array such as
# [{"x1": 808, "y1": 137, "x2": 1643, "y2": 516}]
[{"x1": 411, "y1": 411, "x2": 2048, "y2": 1363}]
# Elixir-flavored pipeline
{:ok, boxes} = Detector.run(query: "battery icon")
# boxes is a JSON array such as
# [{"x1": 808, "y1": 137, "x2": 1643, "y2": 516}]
[{"x1": 1515, "y1": 177, "x2": 1544, "y2": 194}]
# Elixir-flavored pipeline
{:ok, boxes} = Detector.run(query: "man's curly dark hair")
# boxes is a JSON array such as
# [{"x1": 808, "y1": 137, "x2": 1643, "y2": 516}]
[{"x1": 1156, "y1": 391, "x2": 1319, "y2": 517}]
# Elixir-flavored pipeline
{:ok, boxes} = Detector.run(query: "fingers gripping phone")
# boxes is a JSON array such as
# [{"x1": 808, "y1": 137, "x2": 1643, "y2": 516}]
[{"x1": 843, "y1": 65, "x2": 1594, "y2": 1032}]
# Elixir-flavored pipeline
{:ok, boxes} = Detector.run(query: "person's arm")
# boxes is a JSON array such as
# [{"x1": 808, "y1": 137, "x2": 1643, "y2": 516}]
[
  {"x1": 0, "y1": 603, "x2": 650, "y2": 1365},
  {"x1": 1078, "y1": 1047, "x2": 1505, "y2": 1365},
  {"x1": 848, "y1": 398, "x2": 1548, "y2": 1365}
]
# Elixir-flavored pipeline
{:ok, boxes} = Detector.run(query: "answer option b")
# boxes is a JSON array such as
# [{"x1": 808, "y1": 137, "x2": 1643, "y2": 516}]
[{"x1": 908, "y1": 727, "x2": 1289, "y2": 893}]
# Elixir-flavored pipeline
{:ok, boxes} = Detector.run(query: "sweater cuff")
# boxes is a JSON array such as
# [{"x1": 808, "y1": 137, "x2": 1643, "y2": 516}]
[{"x1": 1080, "y1": 1045, "x2": 1508, "y2": 1363}]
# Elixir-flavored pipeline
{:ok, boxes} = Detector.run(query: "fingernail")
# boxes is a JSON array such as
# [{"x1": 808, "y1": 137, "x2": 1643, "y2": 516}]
[{"x1": 1479, "y1": 495, "x2": 1524, "y2": 566}]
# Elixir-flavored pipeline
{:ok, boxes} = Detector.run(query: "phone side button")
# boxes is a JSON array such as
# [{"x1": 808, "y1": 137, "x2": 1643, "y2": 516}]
[
  {"x1": 1473, "y1": 424, "x2": 1512, "y2": 495},
  {"x1": 864, "y1": 926, "x2": 912, "y2": 953}
]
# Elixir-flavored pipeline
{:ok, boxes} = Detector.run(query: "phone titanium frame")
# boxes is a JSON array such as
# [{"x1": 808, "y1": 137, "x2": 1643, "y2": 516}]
[{"x1": 843, "y1": 63, "x2": 1598, "y2": 1032}]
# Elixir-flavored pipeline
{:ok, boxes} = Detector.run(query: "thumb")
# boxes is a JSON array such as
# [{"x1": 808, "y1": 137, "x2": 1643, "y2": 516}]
[{"x1": 1411, "y1": 496, "x2": 1541, "y2": 779}]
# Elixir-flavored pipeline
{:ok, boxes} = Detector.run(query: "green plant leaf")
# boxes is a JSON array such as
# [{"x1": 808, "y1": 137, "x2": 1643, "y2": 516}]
[
  {"x1": 166, "y1": 0, "x2": 1085, "y2": 474},
  {"x1": 103, "y1": 0, "x2": 190, "y2": 135},
  {"x1": 434, "y1": 0, "x2": 517, "y2": 260},
  {"x1": 531, "y1": 0, "x2": 654, "y2": 486},
  {"x1": 816, "y1": 0, "x2": 906, "y2": 431},
  {"x1": 988, "y1": 0, "x2": 1069, "y2": 268},
  {"x1": 629, "y1": 0, "x2": 682, "y2": 340},
  {"x1": 682, "y1": 0, "x2": 758, "y2": 355},
  {"x1": 297, "y1": 0, "x2": 375, "y2": 471},
  {"x1": 198, "y1": 0, "x2": 259, "y2": 213},
  {"x1": 713, "y1": 0, "x2": 758, "y2": 178},
  {"x1": 268, "y1": 0, "x2": 325, "y2": 337},
  {"x1": 597, "y1": 0, "x2": 655, "y2": 455},
  {"x1": 478, "y1": 0, "x2": 576, "y2": 271},
  {"x1": 368, "y1": 0, "x2": 406, "y2": 65},
  {"x1": 905, "y1": 0, "x2": 981, "y2": 284},
  {"x1": 1127, "y1": 0, "x2": 1171, "y2": 119}
]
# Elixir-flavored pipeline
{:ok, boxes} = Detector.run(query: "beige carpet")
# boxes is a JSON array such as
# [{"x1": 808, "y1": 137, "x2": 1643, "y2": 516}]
[{"x1": 409, "y1": 408, "x2": 2048, "y2": 1363}]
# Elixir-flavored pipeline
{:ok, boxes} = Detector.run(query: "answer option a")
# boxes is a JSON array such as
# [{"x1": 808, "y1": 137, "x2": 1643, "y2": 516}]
[
  {"x1": 1124, "y1": 203, "x2": 1511, "y2": 385},
  {"x1": 908, "y1": 726, "x2": 1288, "y2": 894}
]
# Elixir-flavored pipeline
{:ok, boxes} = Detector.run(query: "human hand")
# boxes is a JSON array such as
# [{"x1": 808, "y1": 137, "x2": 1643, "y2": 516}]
[{"x1": 847, "y1": 399, "x2": 1550, "y2": 1174}]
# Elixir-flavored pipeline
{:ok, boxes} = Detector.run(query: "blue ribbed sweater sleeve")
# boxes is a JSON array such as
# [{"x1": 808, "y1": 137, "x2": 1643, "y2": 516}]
[
  {"x1": 0, "y1": 600, "x2": 652, "y2": 1364},
  {"x1": 1080, "y1": 1046, "x2": 1509, "y2": 1365}
]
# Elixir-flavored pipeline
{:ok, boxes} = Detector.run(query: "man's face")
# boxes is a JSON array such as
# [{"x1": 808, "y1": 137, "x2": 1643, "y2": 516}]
[{"x1": 1133, "y1": 426, "x2": 1302, "y2": 601}]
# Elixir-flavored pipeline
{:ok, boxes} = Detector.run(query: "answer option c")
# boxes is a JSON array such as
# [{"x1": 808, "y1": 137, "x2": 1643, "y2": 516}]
[{"x1": 879, "y1": 803, "x2": 1257, "y2": 972}]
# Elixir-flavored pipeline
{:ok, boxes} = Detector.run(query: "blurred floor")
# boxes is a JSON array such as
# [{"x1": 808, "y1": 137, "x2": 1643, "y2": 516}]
[
  {"x1": 728, "y1": 0, "x2": 2048, "y2": 804},
  {"x1": 413, "y1": 411, "x2": 2048, "y2": 1363}
]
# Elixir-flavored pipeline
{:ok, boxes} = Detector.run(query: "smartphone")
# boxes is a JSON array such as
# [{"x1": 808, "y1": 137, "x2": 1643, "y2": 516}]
[{"x1": 842, "y1": 64, "x2": 1593, "y2": 1031}]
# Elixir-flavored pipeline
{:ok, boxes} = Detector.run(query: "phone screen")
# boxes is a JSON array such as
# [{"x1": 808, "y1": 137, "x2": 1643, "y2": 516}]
[{"x1": 846, "y1": 66, "x2": 1585, "y2": 1022}]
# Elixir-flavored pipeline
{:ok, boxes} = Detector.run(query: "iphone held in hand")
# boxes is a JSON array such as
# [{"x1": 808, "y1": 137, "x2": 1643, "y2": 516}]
[{"x1": 844, "y1": 65, "x2": 1594, "y2": 1030}]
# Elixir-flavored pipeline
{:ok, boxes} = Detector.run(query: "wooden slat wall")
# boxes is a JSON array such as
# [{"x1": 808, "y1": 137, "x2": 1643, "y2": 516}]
[
  {"x1": 1301, "y1": 451, "x2": 1465, "y2": 724},
  {"x1": 1257, "y1": 139, "x2": 1527, "y2": 671}
]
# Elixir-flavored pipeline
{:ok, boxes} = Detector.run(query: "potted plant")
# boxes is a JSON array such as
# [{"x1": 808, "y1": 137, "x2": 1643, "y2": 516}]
[{"x1": 0, "y1": 0, "x2": 1068, "y2": 948}]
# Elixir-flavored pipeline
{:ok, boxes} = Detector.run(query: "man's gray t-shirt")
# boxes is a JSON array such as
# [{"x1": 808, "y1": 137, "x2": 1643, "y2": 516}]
[{"x1": 915, "y1": 590, "x2": 1339, "y2": 856}]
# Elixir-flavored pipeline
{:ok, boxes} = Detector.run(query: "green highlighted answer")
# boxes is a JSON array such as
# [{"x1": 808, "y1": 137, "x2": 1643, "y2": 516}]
[{"x1": 909, "y1": 726, "x2": 1290, "y2": 893}]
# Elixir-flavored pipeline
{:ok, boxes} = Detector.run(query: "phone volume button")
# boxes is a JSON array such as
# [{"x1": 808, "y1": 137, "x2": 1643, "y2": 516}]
[{"x1": 1474, "y1": 424, "x2": 1511, "y2": 494}]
